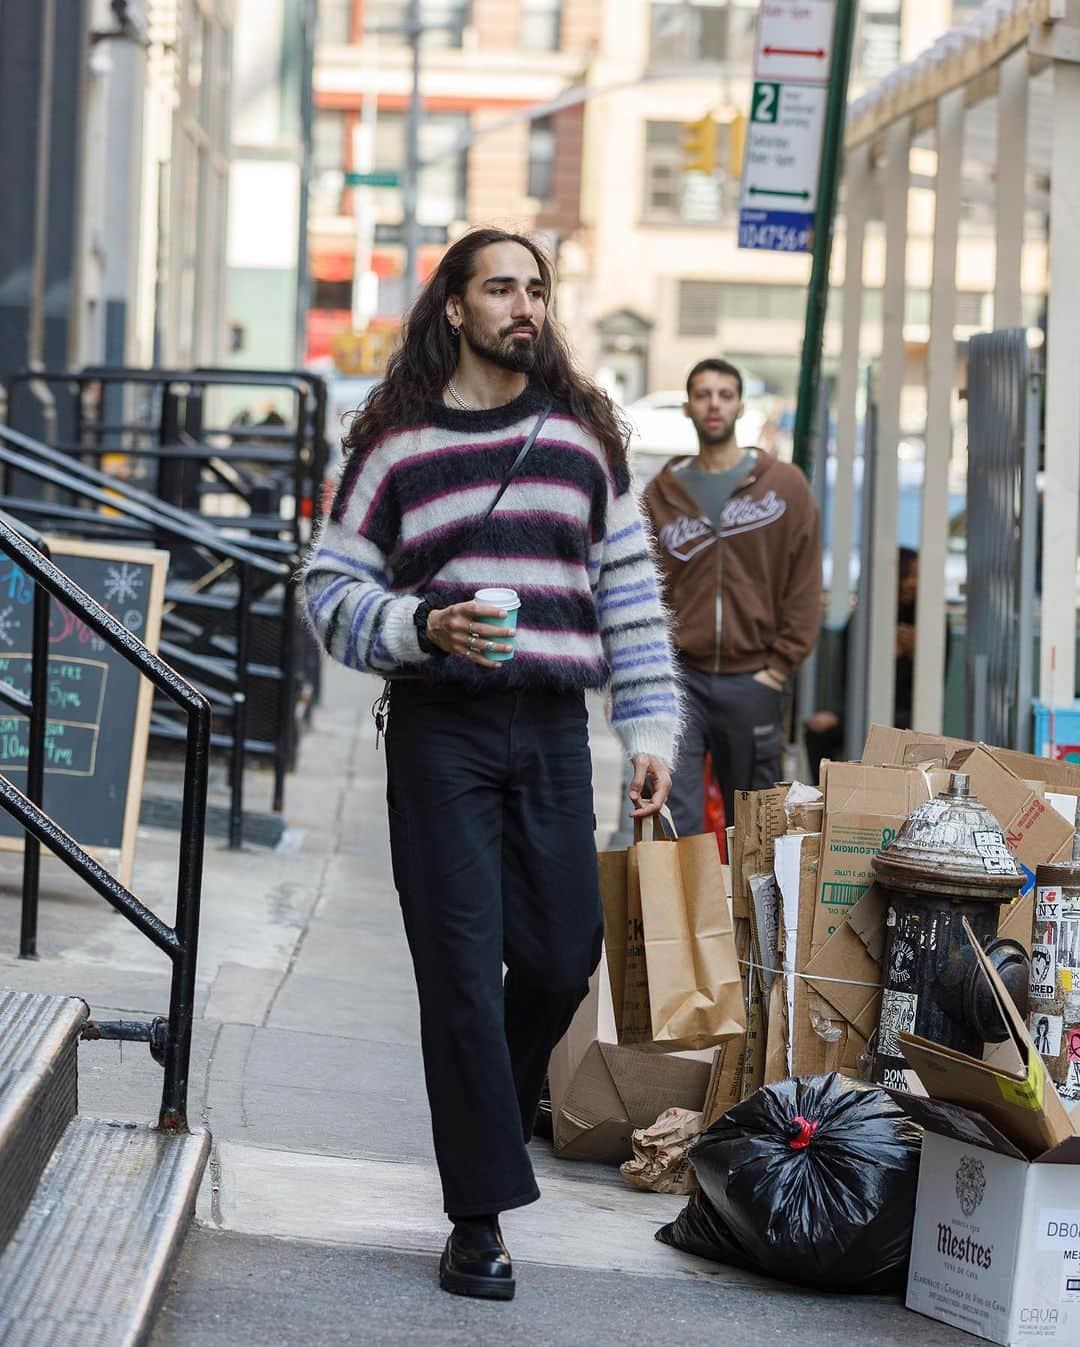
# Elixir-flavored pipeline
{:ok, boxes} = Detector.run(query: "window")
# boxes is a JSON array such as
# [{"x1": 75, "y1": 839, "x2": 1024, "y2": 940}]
[
  {"x1": 318, "y1": 0, "x2": 353, "y2": 43},
  {"x1": 648, "y1": 2, "x2": 755, "y2": 67},
  {"x1": 904, "y1": 289, "x2": 931, "y2": 327},
  {"x1": 858, "y1": 13, "x2": 901, "y2": 79},
  {"x1": 527, "y1": 117, "x2": 556, "y2": 200},
  {"x1": 364, "y1": 0, "x2": 470, "y2": 48},
  {"x1": 644, "y1": 120, "x2": 730, "y2": 223},
  {"x1": 311, "y1": 109, "x2": 346, "y2": 216},
  {"x1": 650, "y1": 2, "x2": 726, "y2": 64},
  {"x1": 955, "y1": 291, "x2": 989, "y2": 328},
  {"x1": 313, "y1": 277, "x2": 353, "y2": 311},
  {"x1": 521, "y1": 0, "x2": 561, "y2": 52},
  {"x1": 373, "y1": 110, "x2": 468, "y2": 228},
  {"x1": 1022, "y1": 292, "x2": 1046, "y2": 329},
  {"x1": 677, "y1": 281, "x2": 808, "y2": 336},
  {"x1": 678, "y1": 281, "x2": 722, "y2": 336},
  {"x1": 855, "y1": 0, "x2": 901, "y2": 81}
]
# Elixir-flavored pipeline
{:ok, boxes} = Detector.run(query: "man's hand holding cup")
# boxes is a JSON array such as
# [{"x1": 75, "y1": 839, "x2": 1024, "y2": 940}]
[{"x1": 426, "y1": 587, "x2": 521, "y2": 668}]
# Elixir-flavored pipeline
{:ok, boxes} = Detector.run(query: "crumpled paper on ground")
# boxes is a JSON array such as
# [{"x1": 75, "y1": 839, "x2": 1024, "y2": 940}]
[{"x1": 619, "y1": 1107, "x2": 703, "y2": 1195}]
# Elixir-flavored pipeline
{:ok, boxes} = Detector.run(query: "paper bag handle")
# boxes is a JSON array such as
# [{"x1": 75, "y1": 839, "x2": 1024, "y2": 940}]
[{"x1": 633, "y1": 805, "x2": 679, "y2": 844}]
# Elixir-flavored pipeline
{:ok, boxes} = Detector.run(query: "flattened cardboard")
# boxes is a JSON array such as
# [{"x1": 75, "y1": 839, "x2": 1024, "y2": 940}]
[
  {"x1": 862, "y1": 723, "x2": 1080, "y2": 794},
  {"x1": 900, "y1": 918, "x2": 1077, "y2": 1157},
  {"x1": 861, "y1": 724, "x2": 971, "y2": 769},
  {"x1": 554, "y1": 1041, "x2": 710, "y2": 1163},
  {"x1": 951, "y1": 746, "x2": 1074, "y2": 877},
  {"x1": 732, "y1": 785, "x2": 789, "y2": 918},
  {"x1": 802, "y1": 884, "x2": 885, "y2": 1040},
  {"x1": 787, "y1": 832, "x2": 867, "y2": 1077},
  {"x1": 814, "y1": 762, "x2": 934, "y2": 953}
]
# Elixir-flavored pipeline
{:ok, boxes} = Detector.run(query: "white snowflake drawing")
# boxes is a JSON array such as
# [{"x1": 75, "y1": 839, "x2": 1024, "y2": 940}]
[
  {"x1": 103, "y1": 562, "x2": 143, "y2": 607},
  {"x1": 0, "y1": 606, "x2": 14, "y2": 648}
]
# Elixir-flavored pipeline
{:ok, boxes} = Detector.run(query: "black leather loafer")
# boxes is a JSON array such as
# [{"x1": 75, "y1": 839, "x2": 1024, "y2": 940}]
[{"x1": 439, "y1": 1218, "x2": 515, "y2": 1301}]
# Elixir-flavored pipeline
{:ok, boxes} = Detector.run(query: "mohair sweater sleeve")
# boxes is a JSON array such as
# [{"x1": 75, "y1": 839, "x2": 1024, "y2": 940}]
[
  {"x1": 301, "y1": 439, "x2": 431, "y2": 674},
  {"x1": 594, "y1": 482, "x2": 683, "y2": 767}
]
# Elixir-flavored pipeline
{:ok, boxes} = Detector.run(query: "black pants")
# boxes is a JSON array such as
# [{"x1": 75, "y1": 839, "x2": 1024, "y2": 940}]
[
  {"x1": 666, "y1": 666, "x2": 785, "y2": 836},
  {"x1": 385, "y1": 681, "x2": 603, "y2": 1216}
]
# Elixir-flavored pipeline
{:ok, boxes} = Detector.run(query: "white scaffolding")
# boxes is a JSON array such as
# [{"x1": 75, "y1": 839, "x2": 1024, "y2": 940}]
[{"x1": 833, "y1": 0, "x2": 1080, "y2": 743}]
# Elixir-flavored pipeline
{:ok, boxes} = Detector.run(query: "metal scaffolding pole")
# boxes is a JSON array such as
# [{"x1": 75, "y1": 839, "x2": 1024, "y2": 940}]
[
  {"x1": 403, "y1": 0, "x2": 422, "y2": 302},
  {"x1": 913, "y1": 87, "x2": 964, "y2": 734}
]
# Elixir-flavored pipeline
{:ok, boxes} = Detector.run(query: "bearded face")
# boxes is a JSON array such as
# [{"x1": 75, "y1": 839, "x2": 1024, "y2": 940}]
[{"x1": 459, "y1": 304, "x2": 540, "y2": 374}]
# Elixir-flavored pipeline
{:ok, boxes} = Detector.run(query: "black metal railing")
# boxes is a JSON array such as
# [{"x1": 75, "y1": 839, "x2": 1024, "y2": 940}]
[
  {"x1": 0, "y1": 426, "x2": 292, "y2": 847},
  {"x1": 0, "y1": 515, "x2": 210, "y2": 1132},
  {"x1": 4, "y1": 365, "x2": 329, "y2": 551},
  {"x1": 5, "y1": 364, "x2": 330, "y2": 723}
]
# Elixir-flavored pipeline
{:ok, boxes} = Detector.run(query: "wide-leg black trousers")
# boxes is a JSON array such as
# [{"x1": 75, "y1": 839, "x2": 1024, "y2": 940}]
[{"x1": 385, "y1": 681, "x2": 603, "y2": 1217}]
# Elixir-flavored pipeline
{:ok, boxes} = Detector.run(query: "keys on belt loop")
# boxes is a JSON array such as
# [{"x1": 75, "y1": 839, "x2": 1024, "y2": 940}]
[{"x1": 372, "y1": 680, "x2": 391, "y2": 750}]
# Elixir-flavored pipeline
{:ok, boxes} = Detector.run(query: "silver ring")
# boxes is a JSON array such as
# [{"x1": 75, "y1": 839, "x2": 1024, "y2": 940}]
[
  {"x1": 483, "y1": 639, "x2": 493, "y2": 652},
  {"x1": 467, "y1": 634, "x2": 477, "y2": 651},
  {"x1": 468, "y1": 626, "x2": 476, "y2": 638}
]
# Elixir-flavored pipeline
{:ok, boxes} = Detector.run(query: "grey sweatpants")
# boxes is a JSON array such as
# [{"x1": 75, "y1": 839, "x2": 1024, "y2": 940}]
[{"x1": 668, "y1": 666, "x2": 786, "y2": 836}]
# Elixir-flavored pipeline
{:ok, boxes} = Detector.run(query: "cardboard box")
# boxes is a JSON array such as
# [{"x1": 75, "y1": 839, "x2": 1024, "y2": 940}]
[
  {"x1": 904, "y1": 1100, "x2": 1080, "y2": 1346},
  {"x1": 553, "y1": 1041, "x2": 710, "y2": 1163},
  {"x1": 814, "y1": 762, "x2": 935, "y2": 953},
  {"x1": 899, "y1": 926, "x2": 1080, "y2": 1343},
  {"x1": 862, "y1": 724, "x2": 1080, "y2": 796},
  {"x1": 952, "y1": 746, "x2": 1075, "y2": 880}
]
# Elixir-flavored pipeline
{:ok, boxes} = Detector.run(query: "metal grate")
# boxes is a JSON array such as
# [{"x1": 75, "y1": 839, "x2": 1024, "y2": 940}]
[{"x1": 965, "y1": 328, "x2": 1039, "y2": 748}]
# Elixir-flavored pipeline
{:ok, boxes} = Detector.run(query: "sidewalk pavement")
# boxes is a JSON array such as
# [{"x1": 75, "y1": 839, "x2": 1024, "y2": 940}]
[{"x1": 0, "y1": 662, "x2": 979, "y2": 1346}]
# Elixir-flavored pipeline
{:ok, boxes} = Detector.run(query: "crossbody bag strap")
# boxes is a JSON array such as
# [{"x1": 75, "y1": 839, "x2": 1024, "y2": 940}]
[{"x1": 413, "y1": 399, "x2": 552, "y2": 594}]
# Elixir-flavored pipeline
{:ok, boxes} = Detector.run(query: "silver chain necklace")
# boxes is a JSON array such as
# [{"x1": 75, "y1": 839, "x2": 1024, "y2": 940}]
[{"x1": 446, "y1": 380, "x2": 477, "y2": 412}]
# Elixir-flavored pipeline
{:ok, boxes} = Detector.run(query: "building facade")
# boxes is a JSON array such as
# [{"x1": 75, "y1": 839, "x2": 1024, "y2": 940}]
[
  {"x1": 307, "y1": 0, "x2": 1035, "y2": 425},
  {"x1": 0, "y1": 0, "x2": 312, "y2": 413},
  {"x1": 308, "y1": 0, "x2": 603, "y2": 360}
]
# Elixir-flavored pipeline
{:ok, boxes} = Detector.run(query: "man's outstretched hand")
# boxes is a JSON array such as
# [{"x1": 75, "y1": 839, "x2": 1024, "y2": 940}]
[{"x1": 629, "y1": 754, "x2": 672, "y2": 818}]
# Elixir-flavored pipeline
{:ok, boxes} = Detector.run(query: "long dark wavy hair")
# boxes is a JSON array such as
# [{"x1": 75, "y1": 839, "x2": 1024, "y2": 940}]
[{"x1": 342, "y1": 227, "x2": 630, "y2": 469}]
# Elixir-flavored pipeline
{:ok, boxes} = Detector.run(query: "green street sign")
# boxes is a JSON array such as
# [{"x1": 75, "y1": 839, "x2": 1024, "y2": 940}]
[{"x1": 345, "y1": 170, "x2": 401, "y2": 188}]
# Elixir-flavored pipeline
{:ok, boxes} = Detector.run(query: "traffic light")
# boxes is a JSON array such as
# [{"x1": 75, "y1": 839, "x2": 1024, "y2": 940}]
[
  {"x1": 681, "y1": 114, "x2": 718, "y2": 176},
  {"x1": 729, "y1": 111, "x2": 747, "y2": 178}
]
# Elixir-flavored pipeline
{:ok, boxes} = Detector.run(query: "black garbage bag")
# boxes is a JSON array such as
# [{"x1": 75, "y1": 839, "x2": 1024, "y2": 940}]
[{"x1": 657, "y1": 1073, "x2": 922, "y2": 1293}]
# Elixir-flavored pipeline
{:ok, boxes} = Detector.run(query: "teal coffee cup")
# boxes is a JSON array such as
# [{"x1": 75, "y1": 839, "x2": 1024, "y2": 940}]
[{"x1": 474, "y1": 587, "x2": 520, "y2": 662}]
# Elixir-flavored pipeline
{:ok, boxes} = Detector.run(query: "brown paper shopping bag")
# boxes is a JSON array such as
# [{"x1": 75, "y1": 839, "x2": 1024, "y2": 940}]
[{"x1": 600, "y1": 812, "x2": 745, "y2": 1052}]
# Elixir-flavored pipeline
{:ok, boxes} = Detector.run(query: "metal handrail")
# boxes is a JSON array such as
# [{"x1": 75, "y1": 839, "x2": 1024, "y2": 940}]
[
  {"x1": 0, "y1": 426, "x2": 288, "y2": 575},
  {"x1": 0, "y1": 427, "x2": 292, "y2": 846},
  {"x1": 0, "y1": 516, "x2": 210, "y2": 1132}
]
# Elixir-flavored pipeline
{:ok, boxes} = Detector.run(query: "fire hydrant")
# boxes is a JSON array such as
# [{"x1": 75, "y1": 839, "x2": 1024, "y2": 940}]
[{"x1": 870, "y1": 771, "x2": 1030, "y2": 1089}]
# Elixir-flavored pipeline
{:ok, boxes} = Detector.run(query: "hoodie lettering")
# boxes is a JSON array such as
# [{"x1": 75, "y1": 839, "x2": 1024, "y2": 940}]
[
  {"x1": 658, "y1": 515, "x2": 717, "y2": 562},
  {"x1": 717, "y1": 490, "x2": 787, "y2": 537}
]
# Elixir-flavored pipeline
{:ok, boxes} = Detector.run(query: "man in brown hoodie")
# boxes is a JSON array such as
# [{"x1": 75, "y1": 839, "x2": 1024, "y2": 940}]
[{"x1": 641, "y1": 358, "x2": 822, "y2": 833}]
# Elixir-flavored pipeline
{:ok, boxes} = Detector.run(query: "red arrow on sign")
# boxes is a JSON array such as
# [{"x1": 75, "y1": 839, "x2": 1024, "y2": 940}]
[{"x1": 763, "y1": 46, "x2": 826, "y2": 58}]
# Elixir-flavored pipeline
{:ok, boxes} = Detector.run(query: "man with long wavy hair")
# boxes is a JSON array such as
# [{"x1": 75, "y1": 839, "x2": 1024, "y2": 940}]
[{"x1": 303, "y1": 229, "x2": 681, "y2": 1301}]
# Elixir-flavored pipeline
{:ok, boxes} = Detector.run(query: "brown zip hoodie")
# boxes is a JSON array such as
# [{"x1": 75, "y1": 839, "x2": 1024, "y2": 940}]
[{"x1": 641, "y1": 450, "x2": 822, "y2": 679}]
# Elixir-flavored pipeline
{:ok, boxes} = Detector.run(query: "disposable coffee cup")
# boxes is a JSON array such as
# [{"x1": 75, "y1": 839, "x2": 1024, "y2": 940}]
[{"x1": 473, "y1": 587, "x2": 520, "y2": 662}]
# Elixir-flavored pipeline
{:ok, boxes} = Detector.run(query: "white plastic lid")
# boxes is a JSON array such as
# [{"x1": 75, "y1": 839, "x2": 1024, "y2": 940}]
[{"x1": 474, "y1": 587, "x2": 521, "y2": 610}]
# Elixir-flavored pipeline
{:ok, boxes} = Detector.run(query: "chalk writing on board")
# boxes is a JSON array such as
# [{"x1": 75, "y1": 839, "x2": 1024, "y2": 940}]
[{"x1": 0, "y1": 656, "x2": 108, "y2": 777}]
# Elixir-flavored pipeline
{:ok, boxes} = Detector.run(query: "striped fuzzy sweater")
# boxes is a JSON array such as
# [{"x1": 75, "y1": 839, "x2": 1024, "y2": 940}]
[{"x1": 302, "y1": 381, "x2": 682, "y2": 764}]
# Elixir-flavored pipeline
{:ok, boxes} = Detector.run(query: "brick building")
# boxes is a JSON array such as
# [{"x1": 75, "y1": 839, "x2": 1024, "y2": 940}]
[{"x1": 308, "y1": 0, "x2": 603, "y2": 360}]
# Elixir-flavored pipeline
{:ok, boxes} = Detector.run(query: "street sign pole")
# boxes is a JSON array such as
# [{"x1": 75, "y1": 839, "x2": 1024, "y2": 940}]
[{"x1": 791, "y1": 0, "x2": 860, "y2": 477}]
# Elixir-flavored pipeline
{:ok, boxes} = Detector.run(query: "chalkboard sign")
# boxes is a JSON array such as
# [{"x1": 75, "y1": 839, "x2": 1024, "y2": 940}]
[{"x1": 0, "y1": 540, "x2": 168, "y2": 886}]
